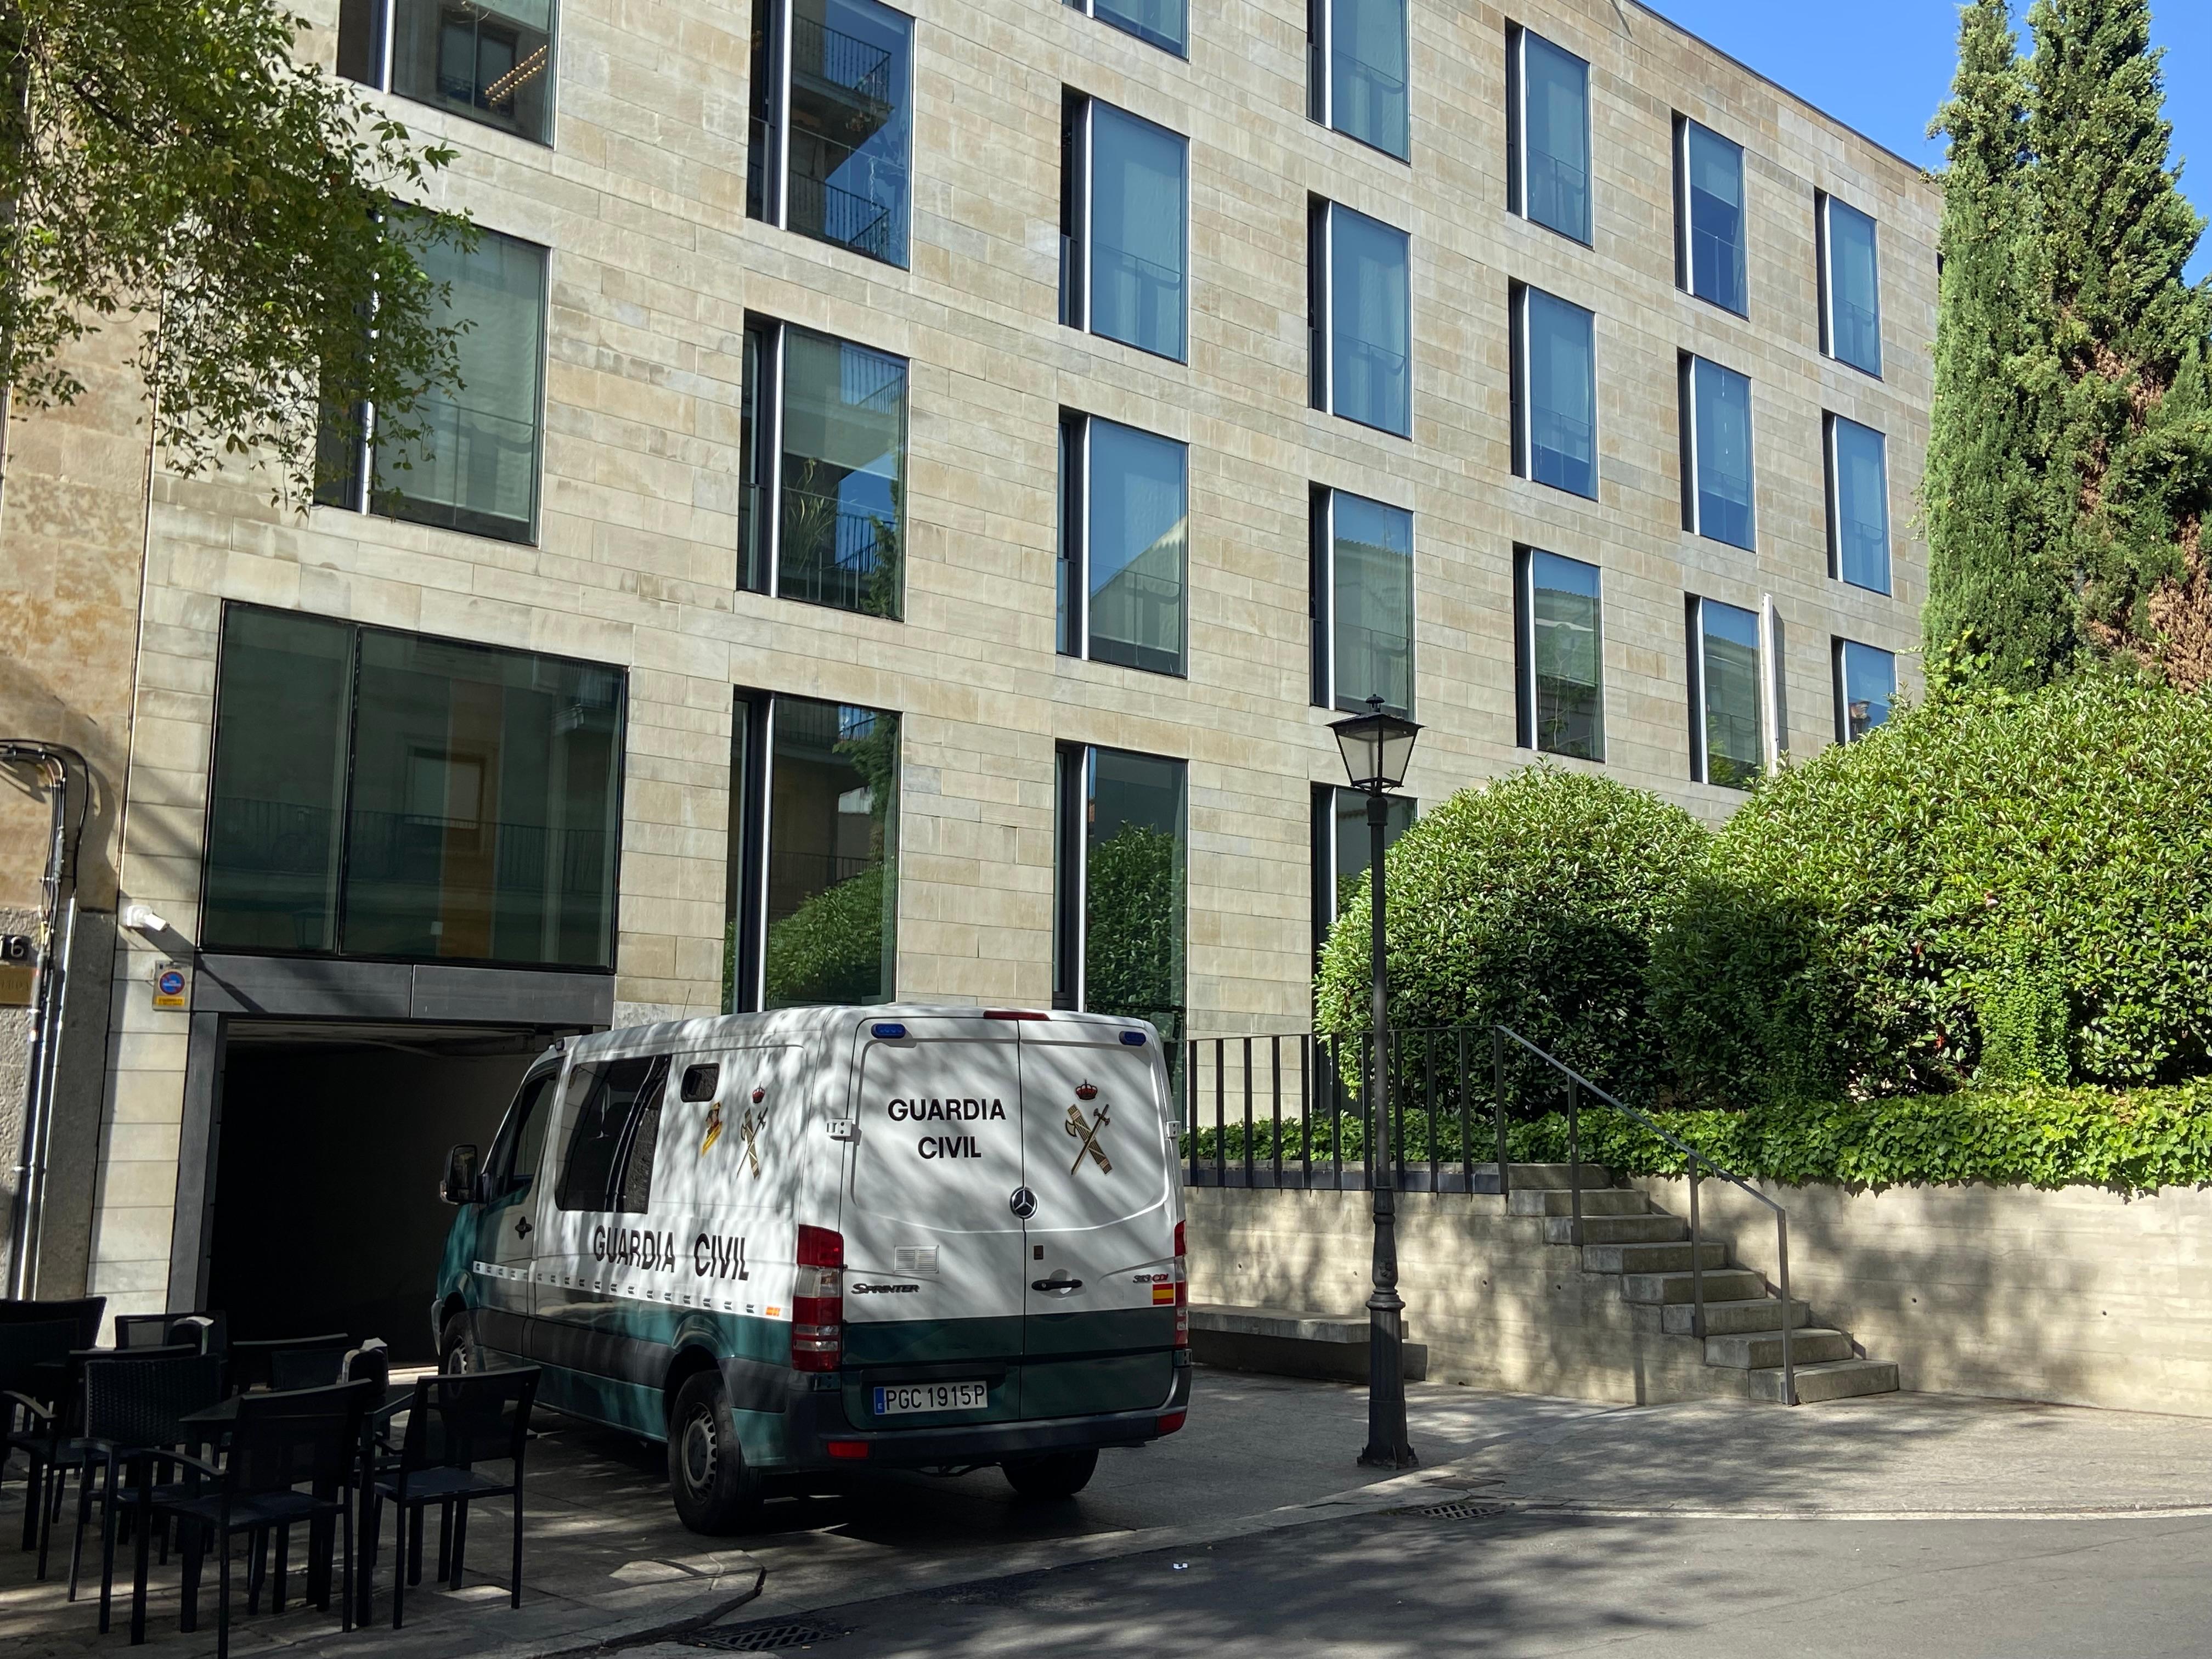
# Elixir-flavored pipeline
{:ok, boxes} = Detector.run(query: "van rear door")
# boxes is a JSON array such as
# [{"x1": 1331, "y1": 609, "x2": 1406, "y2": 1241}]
[
  {"x1": 841, "y1": 1016, "x2": 1028, "y2": 1430},
  {"x1": 1015, "y1": 1020, "x2": 1178, "y2": 1418}
]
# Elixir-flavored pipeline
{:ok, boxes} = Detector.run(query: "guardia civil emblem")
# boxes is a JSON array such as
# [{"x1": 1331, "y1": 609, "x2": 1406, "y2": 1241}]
[
  {"x1": 738, "y1": 1086, "x2": 767, "y2": 1177},
  {"x1": 1064, "y1": 1082, "x2": 1113, "y2": 1176}
]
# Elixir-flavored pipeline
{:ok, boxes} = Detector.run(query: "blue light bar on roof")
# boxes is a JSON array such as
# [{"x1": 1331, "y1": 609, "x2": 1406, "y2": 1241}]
[
  {"x1": 1120, "y1": 1030, "x2": 1146, "y2": 1046},
  {"x1": 872, "y1": 1022, "x2": 908, "y2": 1039}
]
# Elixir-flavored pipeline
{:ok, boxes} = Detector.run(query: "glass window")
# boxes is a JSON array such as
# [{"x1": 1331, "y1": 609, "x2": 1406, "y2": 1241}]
[
  {"x1": 1313, "y1": 201, "x2": 1410, "y2": 437},
  {"x1": 1515, "y1": 286, "x2": 1596, "y2": 498},
  {"x1": 725, "y1": 692, "x2": 899, "y2": 1011},
  {"x1": 202, "y1": 606, "x2": 625, "y2": 967},
  {"x1": 1516, "y1": 548, "x2": 1603, "y2": 761},
  {"x1": 1692, "y1": 597, "x2": 1763, "y2": 789},
  {"x1": 738, "y1": 318, "x2": 907, "y2": 620},
  {"x1": 1067, "y1": 100, "x2": 1188, "y2": 363},
  {"x1": 746, "y1": 0, "x2": 913, "y2": 266},
  {"x1": 1828, "y1": 415, "x2": 1891, "y2": 594},
  {"x1": 1067, "y1": 0, "x2": 1185, "y2": 55},
  {"x1": 1683, "y1": 354, "x2": 1755, "y2": 551},
  {"x1": 1054, "y1": 746, "x2": 1184, "y2": 1052},
  {"x1": 317, "y1": 225, "x2": 547, "y2": 546},
  {"x1": 1822, "y1": 195, "x2": 1882, "y2": 375},
  {"x1": 1060, "y1": 415, "x2": 1188, "y2": 676},
  {"x1": 1510, "y1": 27, "x2": 1590, "y2": 243},
  {"x1": 1311, "y1": 785, "x2": 1414, "y2": 960},
  {"x1": 1678, "y1": 118, "x2": 1747, "y2": 314},
  {"x1": 1834, "y1": 639, "x2": 1895, "y2": 744},
  {"x1": 1311, "y1": 488, "x2": 1413, "y2": 715},
  {"x1": 339, "y1": 0, "x2": 555, "y2": 146},
  {"x1": 484, "y1": 1069, "x2": 557, "y2": 1198},
  {"x1": 553, "y1": 1056, "x2": 669, "y2": 1214},
  {"x1": 1309, "y1": 0, "x2": 1408, "y2": 160}
]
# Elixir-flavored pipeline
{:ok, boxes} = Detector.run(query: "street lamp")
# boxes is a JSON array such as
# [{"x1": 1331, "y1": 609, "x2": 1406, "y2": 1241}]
[{"x1": 1330, "y1": 693, "x2": 1420, "y2": 1470}]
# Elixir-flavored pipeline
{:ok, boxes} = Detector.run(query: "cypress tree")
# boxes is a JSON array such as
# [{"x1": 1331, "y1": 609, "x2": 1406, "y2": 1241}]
[{"x1": 1923, "y1": 0, "x2": 2076, "y2": 689}]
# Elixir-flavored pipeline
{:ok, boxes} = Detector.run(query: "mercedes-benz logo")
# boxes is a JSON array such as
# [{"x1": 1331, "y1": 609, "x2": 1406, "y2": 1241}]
[{"x1": 1008, "y1": 1186, "x2": 1038, "y2": 1219}]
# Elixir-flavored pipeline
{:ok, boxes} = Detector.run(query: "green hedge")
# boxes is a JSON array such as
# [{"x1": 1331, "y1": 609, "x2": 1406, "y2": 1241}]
[{"x1": 1179, "y1": 1082, "x2": 2212, "y2": 1195}]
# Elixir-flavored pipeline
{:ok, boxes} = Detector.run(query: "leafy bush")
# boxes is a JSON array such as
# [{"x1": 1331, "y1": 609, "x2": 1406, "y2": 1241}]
[
  {"x1": 1652, "y1": 673, "x2": 2212, "y2": 1102},
  {"x1": 763, "y1": 864, "x2": 890, "y2": 1006},
  {"x1": 1085, "y1": 823, "x2": 1183, "y2": 1032},
  {"x1": 1180, "y1": 1082, "x2": 2212, "y2": 1196},
  {"x1": 1315, "y1": 766, "x2": 1708, "y2": 1113}
]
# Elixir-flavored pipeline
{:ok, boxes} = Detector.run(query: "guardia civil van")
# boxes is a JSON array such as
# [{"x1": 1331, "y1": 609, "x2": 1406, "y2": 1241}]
[{"x1": 432, "y1": 1006, "x2": 1191, "y2": 1531}]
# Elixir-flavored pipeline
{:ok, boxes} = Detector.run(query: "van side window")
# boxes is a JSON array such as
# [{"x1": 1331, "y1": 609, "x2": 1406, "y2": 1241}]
[
  {"x1": 484, "y1": 1069, "x2": 558, "y2": 1199},
  {"x1": 680, "y1": 1063, "x2": 719, "y2": 1102},
  {"x1": 555, "y1": 1055, "x2": 672, "y2": 1214}
]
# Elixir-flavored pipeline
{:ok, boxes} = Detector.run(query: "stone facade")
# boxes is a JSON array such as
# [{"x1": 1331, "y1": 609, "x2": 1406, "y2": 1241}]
[{"x1": 0, "y1": 0, "x2": 1936, "y2": 1322}]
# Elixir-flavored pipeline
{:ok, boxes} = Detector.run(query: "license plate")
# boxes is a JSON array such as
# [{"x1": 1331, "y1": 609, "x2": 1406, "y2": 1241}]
[{"x1": 873, "y1": 1380, "x2": 989, "y2": 1417}]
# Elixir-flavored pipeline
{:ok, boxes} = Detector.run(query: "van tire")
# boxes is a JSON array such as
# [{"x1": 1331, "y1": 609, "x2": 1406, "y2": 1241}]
[
  {"x1": 668, "y1": 1370, "x2": 764, "y2": 1534},
  {"x1": 439, "y1": 1312, "x2": 477, "y2": 1375},
  {"x1": 1001, "y1": 1448, "x2": 1098, "y2": 1500}
]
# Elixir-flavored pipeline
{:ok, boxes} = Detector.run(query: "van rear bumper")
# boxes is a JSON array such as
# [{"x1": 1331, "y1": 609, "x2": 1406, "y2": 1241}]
[{"x1": 767, "y1": 1359, "x2": 1191, "y2": 1470}]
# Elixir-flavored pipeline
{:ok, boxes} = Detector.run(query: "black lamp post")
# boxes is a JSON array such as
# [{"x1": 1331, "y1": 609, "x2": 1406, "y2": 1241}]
[{"x1": 1331, "y1": 693, "x2": 1420, "y2": 1470}]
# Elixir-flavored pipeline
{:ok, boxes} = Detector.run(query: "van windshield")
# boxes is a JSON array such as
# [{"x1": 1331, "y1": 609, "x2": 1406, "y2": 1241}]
[{"x1": 555, "y1": 1054, "x2": 670, "y2": 1213}]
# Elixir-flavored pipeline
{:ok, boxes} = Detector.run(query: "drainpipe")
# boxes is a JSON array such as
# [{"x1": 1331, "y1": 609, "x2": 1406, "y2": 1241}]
[{"x1": 2, "y1": 740, "x2": 86, "y2": 1300}]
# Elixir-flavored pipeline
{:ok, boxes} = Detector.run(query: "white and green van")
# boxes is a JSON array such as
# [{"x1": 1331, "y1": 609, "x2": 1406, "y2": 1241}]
[{"x1": 433, "y1": 1006, "x2": 1191, "y2": 1531}]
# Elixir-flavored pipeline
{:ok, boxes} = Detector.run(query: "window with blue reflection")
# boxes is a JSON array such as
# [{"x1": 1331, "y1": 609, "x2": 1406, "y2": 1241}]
[
  {"x1": 1680, "y1": 120, "x2": 1746, "y2": 314},
  {"x1": 1834, "y1": 639, "x2": 1895, "y2": 745},
  {"x1": 1829, "y1": 416, "x2": 1889, "y2": 594},
  {"x1": 1327, "y1": 491, "x2": 1414, "y2": 715},
  {"x1": 1515, "y1": 30, "x2": 1590, "y2": 243},
  {"x1": 1518, "y1": 287, "x2": 1596, "y2": 498},
  {"x1": 1077, "y1": 0, "x2": 1186, "y2": 55},
  {"x1": 1696, "y1": 597, "x2": 1762, "y2": 790},
  {"x1": 1086, "y1": 418, "x2": 1188, "y2": 676},
  {"x1": 1517, "y1": 549, "x2": 1603, "y2": 761},
  {"x1": 1327, "y1": 205, "x2": 1411, "y2": 436},
  {"x1": 1090, "y1": 103, "x2": 1188, "y2": 362},
  {"x1": 1686, "y1": 356, "x2": 1754, "y2": 550},
  {"x1": 1824, "y1": 196, "x2": 1882, "y2": 375},
  {"x1": 1328, "y1": 0, "x2": 1408, "y2": 160}
]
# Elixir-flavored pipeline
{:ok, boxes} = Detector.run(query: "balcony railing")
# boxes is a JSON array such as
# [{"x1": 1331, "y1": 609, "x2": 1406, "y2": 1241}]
[{"x1": 791, "y1": 15, "x2": 895, "y2": 109}]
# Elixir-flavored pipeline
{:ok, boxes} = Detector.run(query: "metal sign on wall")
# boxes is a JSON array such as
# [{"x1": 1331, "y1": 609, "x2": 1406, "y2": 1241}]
[
  {"x1": 153, "y1": 961, "x2": 189, "y2": 1011},
  {"x1": 0, "y1": 933, "x2": 33, "y2": 1008}
]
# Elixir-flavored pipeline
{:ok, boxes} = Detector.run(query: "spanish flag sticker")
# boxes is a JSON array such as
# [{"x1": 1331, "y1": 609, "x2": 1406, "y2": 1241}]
[{"x1": 701, "y1": 1103, "x2": 723, "y2": 1158}]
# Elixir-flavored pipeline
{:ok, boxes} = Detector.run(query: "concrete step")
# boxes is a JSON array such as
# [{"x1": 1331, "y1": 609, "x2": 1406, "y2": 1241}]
[
  {"x1": 1660, "y1": 1296, "x2": 1812, "y2": 1336},
  {"x1": 1543, "y1": 1214, "x2": 1686, "y2": 1246},
  {"x1": 1499, "y1": 1162, "x2": 1614, "y2": 1190},
  {"x1": 1582, "y1": 1239, "x2": 1730, "y2": 1275},
  {"x1": 1619, "y1": 1267, "x2": 1768, "y2": 1305},
  {"x1": 1509, "y1": 1188, "x2": 1652, "y2": 1218},
  {"x1": 1704, "y1": 1328, "x2": 1854, "y2": 1368},
  {"x1": 1186, "y1": 1304, "x2": 1427, "y2": 1385},
  {"x1": 1748, "y1": 1358, "x2": 1900, "y2": 1403}
]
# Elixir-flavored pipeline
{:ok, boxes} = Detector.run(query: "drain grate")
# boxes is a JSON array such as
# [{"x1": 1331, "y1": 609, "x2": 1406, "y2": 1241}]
[
  {"x1": 687, "y1": 1620, "x2": 851, "y2": 1652},
  {"x1": 1395, "y1": 1499, "x2": 1514, "y2": 1521}
]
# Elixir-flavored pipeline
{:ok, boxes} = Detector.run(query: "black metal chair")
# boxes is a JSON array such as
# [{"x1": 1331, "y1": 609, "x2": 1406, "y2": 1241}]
[
  {"x1": 10, "y1": 1341, "x2": 193, "y2": 1577},
  {"x1": 1, "y1": 1317, "x2": 80, "y2": 1551},
  {"x1": 65, "y1": 1350, "x2": 225, "y2": 1633},
  {"x1": 370, "y1": 1366, "x2": 539, "y2": 1628},
  {"x1": 230, "y1": 1333, "x2": 352, "y2": 1393},
  {"x1": 0, "y1": 1294, "x2": 105, "y2": 1346},
  {"x1": 115, "y1": 1310, "x2": 228, "y2": 1359},
  {"x1": 156, "y1": 1379, "x2": 376, "y2": 1659}
]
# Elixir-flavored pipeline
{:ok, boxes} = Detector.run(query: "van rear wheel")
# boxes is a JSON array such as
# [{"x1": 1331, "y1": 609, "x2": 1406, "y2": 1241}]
[
  {"x1": 669, "y1": 1370, "x2": 764, "y2": 1534},
  {"x1": 1001, "y1": 1448, "x2": 1098, "y2": 1500},
  {"x1": 439, "y1": 1312, "x2": 477, "y2": 1375}
]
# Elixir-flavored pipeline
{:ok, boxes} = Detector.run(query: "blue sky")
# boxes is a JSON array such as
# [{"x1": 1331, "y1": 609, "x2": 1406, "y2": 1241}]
[{"x1": 1638, "y1": 1, "x2": 2212, "y2": 285}]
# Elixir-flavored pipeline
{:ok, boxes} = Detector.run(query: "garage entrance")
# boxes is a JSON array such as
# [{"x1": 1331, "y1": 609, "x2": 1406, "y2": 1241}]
[{"x1": 205, "y1": 1022, "x2": 544, "y2": 1360}]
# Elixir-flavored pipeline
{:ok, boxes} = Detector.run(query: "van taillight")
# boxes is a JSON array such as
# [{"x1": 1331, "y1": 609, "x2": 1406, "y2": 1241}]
[
  {"x1": 792, "y1": 1225, "x2": 844, "y2": 1373},
  {"x1": 1172, "y1": 1219, "x2": 1189, "y2": 1348}
]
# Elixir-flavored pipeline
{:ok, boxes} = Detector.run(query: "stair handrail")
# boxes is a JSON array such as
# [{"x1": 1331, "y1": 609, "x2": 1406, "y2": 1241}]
[{"x1": 1492, "y1": 1025, "x2": 1797, "y2": 1407}]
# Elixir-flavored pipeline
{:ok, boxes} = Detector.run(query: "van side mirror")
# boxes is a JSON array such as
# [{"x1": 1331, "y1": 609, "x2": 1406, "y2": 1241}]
[{"x1": 441, "y1": 1143, "x2": 481, "y2": 1205}]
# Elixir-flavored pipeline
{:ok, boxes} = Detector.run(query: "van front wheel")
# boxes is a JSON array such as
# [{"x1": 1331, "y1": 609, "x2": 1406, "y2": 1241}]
[
  {"x1": 668, "y1": 1370, "x2": 763, "y2": 1534},
  {"x1": 1001, "y1": 1448, "x2": 1098, "y2": 1500}
]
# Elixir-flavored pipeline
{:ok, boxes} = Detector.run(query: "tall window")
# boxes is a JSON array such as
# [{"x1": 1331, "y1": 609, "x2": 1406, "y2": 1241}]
[
  {"x1": 1066, "y1": 0, "x2": 1185, "y2": 56},
  {"x1": 1054, "y1": 746, "x2": 1186, "y2": 1051},
  {"x1": 1675, "y1": 117, "x2": 1747, "y2": 315},
  {"x1": 317, "y1": 225, "x2": 546, "y2": 546},
  {"x1": 1511, "y1": 284, "x2": 1596, "y2": 498},
  {"x1": 1307, "y1": 0, "x2": 1408, "y2": 161},
  {"x1": 746, "y1": 0, "x2": 913, "y2": 266},
  {"x1": 725, "y1": 692, "x2": 899, "y2": 1011},
  {"x1": 1310, "y1": 488, "x2": 1414, "y2": 715},
  {"x1": 1061, "y1": 95, "x2": 1189, "y2": 363},
  {"x1": 1819, "y1": 193, "x2": 1882, "y2": 375},
  {"x1": 1310, "y1": 785, "x2": 1414, "y2": 962},
  {"x1": 1688, "y1": 596, "x2": 1763, "y2": 789},
  {"x1": 1506, "y1": 26, "x2": 1590, "y2": 244},
  {"x1": 1826, "y1": 415, "x2": 1891, "y2": 594},
  {"x1": 738, "y1": 318, "x2": 907, "y2": 620},
  {"x1": 338, "y1": 0, "x2": 555, "y2": 145},
  {"x1": 1680, "y1": 354, "x2": 1755, "y2": 551},
  {"x1": 1059, "y1": 414, "x2": 1188, "y2": 676},
  {"x1": 1515, "y1": 548, "x2": 1602, "y2": 761},
  {"x1": 1833, "y1": 639, "x2": 1895, "y2": 744},
  {"x1": 204, "y1": 606, "x2": 623, "y2": 966},
  {"x1": 1310, "y1": 200, "x2": 1411, "y2": 437}
]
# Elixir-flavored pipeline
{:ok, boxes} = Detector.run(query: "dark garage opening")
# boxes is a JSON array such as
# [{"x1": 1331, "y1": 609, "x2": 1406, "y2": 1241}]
[{"x1": 206, "y1": 1024, "x2": 546, "y2": 1361}]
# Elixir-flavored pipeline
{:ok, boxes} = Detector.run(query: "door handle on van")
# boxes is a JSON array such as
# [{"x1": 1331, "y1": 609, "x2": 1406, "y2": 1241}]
[
  {"x1": 1031, "y1": 1277, "x2": 1083, "y2": 1293},
  {"x1": 514, "y1": 1215, "x2": 533, "y2": 1239}
]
